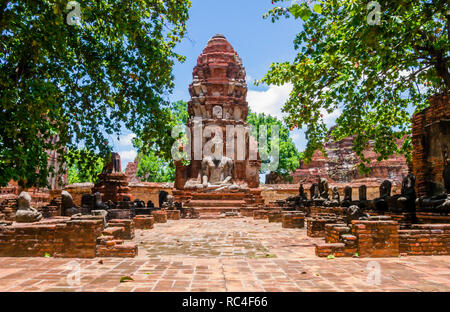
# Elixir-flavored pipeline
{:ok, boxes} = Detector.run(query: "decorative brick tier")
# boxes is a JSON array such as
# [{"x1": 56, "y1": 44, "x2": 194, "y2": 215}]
[
  {"x1": 399, "y1": 224, "x2": 450, "y2": 255},
  {"x1": 134, "y1": 215, "x2": 154, "y2": 230},
  {"x1": 316, "y1": 242, "x2": 357, "y2": 258},
  {"x1": 325, "y1": 224, "x2": 352, "y2": 243},
  {"x1": 92, "y1": 172, "x2": 132, "y2": 202},
  {"x1": 411, "y1": 92, "x2": 449, "y2": 197},
  {"x1": 281, "y1": 212, "x2": 305, "y2": 229},
  {"x1": 381, "y1": 212, "x2": 417, "y2": 229},
  {"x1": 174, "y1": 189, "x2": 264, "y2": 219},
  {"x1": 152, "y1": 210, "x2": 168, "y2": 223},
  {"x1": 92, "y1": 153, "x2": 133, "y2": 202},
  {"x1": 166, "y1": 210, "x2": 181, "y2": 220}
]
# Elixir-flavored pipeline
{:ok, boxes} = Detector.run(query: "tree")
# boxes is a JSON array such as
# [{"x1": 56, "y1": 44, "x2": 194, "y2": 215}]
[
  {"x1": 247, "y1": 110, "x2": 302, "y2": 181},
  {"x1": 135, "y1": 100, "x2": 188, "y2": 182},
  {"x1": 261, "y1": 0, "x2": 449, "y2": 171},
  {"x1": 136, "y1": 151, "x2": 175, "y2": 182},
  {"x1": 67, "y1": 149, "x2": 104, "y2": 184},
  {"x1": 0, "y1": 0, "x2": 191, "y2": 188}
]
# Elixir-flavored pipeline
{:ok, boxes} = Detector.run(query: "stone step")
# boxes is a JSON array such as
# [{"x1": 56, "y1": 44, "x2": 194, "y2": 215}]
[
  {"x1": 315, "y1": 243, "x2": 356, "y2": 258},
  {"x1": 196, "y1": 212, "x2": 242, "y2": 219},
  {"x1": 184, "y1": 200, "x2": 246, "y2": 208},
  {"x1": 315, "y1": 243, "x2": 345, "y2": 257},
  {"x1": 192, "y1": 207, "x2": 241, "y2": 212},
  {"x1": 190, "y1": 193, "x2": 247, "y2": 200},
  {"x1": 102, "y1": 226, "x2": 124, "y2": 239}
]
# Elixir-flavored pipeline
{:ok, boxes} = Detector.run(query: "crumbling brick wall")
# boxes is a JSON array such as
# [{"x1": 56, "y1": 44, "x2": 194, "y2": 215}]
[
  {"x1": 399, "y1": 224, "x2": 450, "y2": 255},
  {"x1": 412, "y1": 92, "x2": 450, "y2": 197},
  {"x1": 134, "y1": 215, "x2": 154, "y2": 229},
  {"x1": 0, "y1": 196, "x2": 17, "y2": 221},
  {"x1": 253, "y1": 210, "x2": 268, "y2": 220},
  {"x1": 282, "y1": 212, "x2": 305, "y2": 228},
  {"x1": 166, "y1": 210, "x2": 181, "y2": 220},
  {"x1": 307, "y1": 216, "x2": 343, "y2": 237},
  {"x1": 352, "y1": 220, "x2": 399, "y2": 257},
  {"x1": 0, "y1": 217, "x2": 104, "y2": 258},
  {"x1": 108, "y1": 219, "x2": 135, "y2": 240},
  {"x1": 317, "y1": 220, "x2": 450, "y2": 257}
]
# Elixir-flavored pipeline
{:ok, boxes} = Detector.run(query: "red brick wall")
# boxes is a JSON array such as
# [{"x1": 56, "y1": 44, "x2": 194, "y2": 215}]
[
  {"x1": 134, "y1": 215, "x2": 154, "y2": 229},
  {"x1": 281, "y1": 212, "x2": 305, "y2": 228},
  {"x1": 412, "y1": 92, "x2": 450, "y2": 196},
  {"x1": 307, "y1": 216, "x2": 344, "y2": 237},
  {"x1": 325, "y1": 224, "x2": 351, "y2": 243},
  {"x1": 166, "y1": 210, "x2": 181, "y2": 220},
  {"x1": 253, "y1": 210, "x2": 269, "y2": 220},
  {"x1": 0, "y1": 217, "x2": 104, "y2": 258},
  {"x1": 352, "y1": 220, "x2": 399, "y2": 257},
  {"x1": 291, "y1": 136, "x2": 408, "y2": 185},
  {"x1": 399, "y1": 224, "x2": 450, "y2": 255},
  {"x1": 108, "y1": 219, "x2": 135, "y2": 240},
  {"x1": 267, "y1": 211, "x2": 282, "y2": 223},
  {"x1": 152, "y1": 210, "x2": 167, "y2": 223}
]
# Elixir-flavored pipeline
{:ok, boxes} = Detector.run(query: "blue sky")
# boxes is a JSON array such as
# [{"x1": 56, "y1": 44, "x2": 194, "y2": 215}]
[{"x1": 114, "y1": 0, "x2": 340, "y2": 169}]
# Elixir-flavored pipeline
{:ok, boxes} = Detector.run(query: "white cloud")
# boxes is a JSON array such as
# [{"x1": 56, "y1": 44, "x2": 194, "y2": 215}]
[
  {"x1": 116, "y1": 133, "x2": 136, "y2": 148},
  {"x1": 247, "y1": 83, "x2": 341, "y2": 153},
  {"x1": 119, "y1": 150, "x2": 137, "y2": 163},
  {"x1": 321, "y1": 108, "x2": 341, "y2": 127},
  {"x1": 247, "y1": 84, "x2": 293, "y2": 119},
  {"x1": 247, "y1": 83, "x2": 341, "y2": 124}
]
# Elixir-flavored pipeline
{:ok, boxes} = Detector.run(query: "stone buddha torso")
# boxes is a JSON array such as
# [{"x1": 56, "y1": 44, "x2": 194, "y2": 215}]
[
  {"x1": 444, "y1": 159, "x2": 450, "y2": 194},
  {"x1": 202, "y1": 155, "x2": 233, "y2": 186}
]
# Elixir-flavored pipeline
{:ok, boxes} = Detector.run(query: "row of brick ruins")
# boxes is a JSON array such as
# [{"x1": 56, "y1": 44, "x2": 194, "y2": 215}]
[{"x1": 0, "y1": 34, "x2": 449, "y2": 259}]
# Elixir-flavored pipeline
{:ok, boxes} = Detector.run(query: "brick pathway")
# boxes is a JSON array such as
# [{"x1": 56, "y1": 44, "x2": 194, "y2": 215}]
[{"x1": 0, "y1": 218, "x2": 449, "y2": 292}]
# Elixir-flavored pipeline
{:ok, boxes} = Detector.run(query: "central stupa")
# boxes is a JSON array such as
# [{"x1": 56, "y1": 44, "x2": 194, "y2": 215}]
[{"x1": 173, "y1": 34, "x2": 263, "y2": 217}]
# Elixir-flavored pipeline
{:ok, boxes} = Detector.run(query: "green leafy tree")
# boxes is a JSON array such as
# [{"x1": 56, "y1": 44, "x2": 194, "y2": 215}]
[
  {"x1": 67, "y1": 149, "x2": 104, "y2": 184},
  {"x1": 135, "y1": 100, "x2": 188, "y2": 182},
  {"x1": 247, "y1": 110, "x2": 303, "y2": 181},
  {"x1": 136, "y1": 151, "x2": 175, "y2": 182},
  {"x1": 0, "y1": 0, "x2": 191, "y2": 188},
  {"x1": 261, "y1": 0, "x2": 449, "y2": 171}
]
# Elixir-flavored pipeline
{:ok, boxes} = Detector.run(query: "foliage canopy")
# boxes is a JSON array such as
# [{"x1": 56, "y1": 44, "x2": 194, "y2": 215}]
[
  {"x1": 0, "y1": 0, "x2": 191, "y2": 187},
  {"x1": 247, "y1": 110, "x2": 302, "y2": 179},
  {"x1": 261, "y1": 0, "x2": 449, "y2": 170}
]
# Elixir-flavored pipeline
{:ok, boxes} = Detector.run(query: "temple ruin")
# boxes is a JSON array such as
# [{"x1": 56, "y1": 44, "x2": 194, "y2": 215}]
[
  {"x1": 172, "y1": 34, "x2": 264, "y2": 217},
  {"x1": 0, "y1": 36, "x2": 448, "y2": 266}
]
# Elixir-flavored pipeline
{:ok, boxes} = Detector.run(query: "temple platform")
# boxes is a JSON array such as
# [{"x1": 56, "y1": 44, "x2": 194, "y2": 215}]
[{"x1": 173, "y1": 188, "x2": 264, "y2": 219}]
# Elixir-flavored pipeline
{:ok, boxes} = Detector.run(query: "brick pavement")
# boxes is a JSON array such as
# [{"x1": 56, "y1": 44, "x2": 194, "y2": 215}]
[{"x1": 0, "y1": 218, "x2": 449, "y2": 292}]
